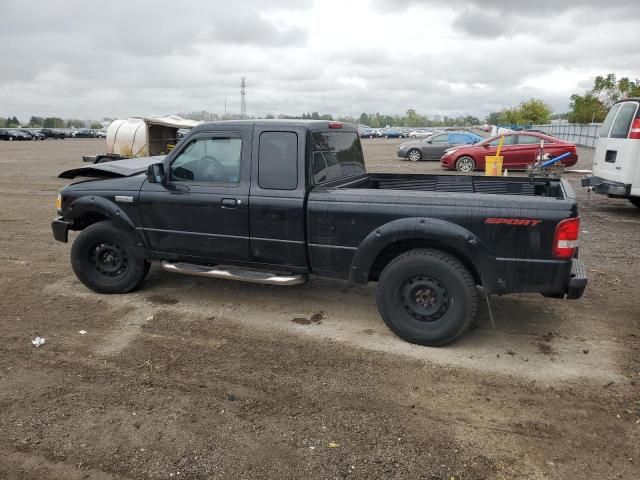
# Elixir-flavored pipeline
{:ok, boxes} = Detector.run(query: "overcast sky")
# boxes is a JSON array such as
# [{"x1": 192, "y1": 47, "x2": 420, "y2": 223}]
[{"x1": 1, "y1": 0, "x2": 638, "y2": 121}]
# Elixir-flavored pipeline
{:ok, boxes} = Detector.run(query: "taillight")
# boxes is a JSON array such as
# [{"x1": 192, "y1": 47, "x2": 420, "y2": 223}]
[
  {"x1": 328, "y1": 122, "x2": 343, "y2": 129},
  {"x1": 553, "y1": 217, "x2": 580, "y2": 259},
  {"x1": 629, "y1": 118, "x2": 640, "y2": 139}
]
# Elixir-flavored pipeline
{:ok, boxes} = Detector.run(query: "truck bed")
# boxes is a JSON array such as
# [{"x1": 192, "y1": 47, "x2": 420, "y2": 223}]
[{"x1": 339, "y1": 173, "x2": 565, "y2": 198}]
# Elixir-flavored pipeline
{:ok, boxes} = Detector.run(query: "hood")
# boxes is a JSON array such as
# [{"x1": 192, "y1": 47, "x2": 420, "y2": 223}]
[{"x1": 59, "y1": 155, "x2": 165, "y2": 179}]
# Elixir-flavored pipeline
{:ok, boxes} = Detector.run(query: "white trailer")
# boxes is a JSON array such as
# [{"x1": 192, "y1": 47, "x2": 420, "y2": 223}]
[{"x1": 83, "y1": 115, "x2": 202, "y2": 163}]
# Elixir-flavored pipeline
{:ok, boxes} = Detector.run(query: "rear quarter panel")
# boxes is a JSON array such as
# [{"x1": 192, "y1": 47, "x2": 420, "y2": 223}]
[{"x1": 307, "y1": 186, "x2": 577, "y2": 294}]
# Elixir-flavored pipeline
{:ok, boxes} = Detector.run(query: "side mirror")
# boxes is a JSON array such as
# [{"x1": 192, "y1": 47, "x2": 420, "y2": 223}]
[{"x1": 146, "y1": 163, "x2": 166, "y2": 185}]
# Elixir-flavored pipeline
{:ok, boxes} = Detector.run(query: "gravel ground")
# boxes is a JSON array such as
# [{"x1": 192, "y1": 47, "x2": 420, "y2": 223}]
[{"x1": 0, "y1": 138, "x2": 638, "y2": 479}]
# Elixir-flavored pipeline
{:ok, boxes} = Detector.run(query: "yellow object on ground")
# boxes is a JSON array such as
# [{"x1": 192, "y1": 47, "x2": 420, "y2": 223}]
[{"x1": 485, "y1": 135, "x2": 504, "y2": 176}]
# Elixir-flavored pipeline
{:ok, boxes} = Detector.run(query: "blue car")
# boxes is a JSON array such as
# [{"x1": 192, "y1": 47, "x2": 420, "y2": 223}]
[{"x1": 382, "y1": 128, "x2": 406, "y2": 139}]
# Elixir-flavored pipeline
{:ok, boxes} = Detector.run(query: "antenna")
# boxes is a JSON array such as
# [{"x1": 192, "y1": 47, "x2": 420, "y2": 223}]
[{"x1": 240, "y1": 77, "x2": 247, "y2": 119}]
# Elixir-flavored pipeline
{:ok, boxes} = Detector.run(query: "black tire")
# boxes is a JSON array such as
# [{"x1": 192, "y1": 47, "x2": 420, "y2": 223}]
[
  {"x1": 376, "y1": 248, "x2": 478, "y2": 346},
  {"x1": 455, "y1": 156, "x2": 476, "y2": 173},
  {"x1": 70, "y1": 221, "x2": 150, "y2": 294},
  {"x1": 629, "y1": 197, "x2": 640, "y2": 208},
  {"x1": 407, "y1": 148, "x2": 422, "y2": 162}
]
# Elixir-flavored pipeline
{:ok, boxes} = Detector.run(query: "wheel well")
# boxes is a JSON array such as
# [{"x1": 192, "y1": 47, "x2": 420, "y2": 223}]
[
  {"x1": 367, "y1": 239, "x2": 482, "y2": 285},
  {"x1": 73, "y1": 211, "x2": 109, "y2": 230}
]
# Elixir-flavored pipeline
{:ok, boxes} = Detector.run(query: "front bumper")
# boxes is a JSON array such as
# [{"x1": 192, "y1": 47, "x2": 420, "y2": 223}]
[
  {"x1": 440, "y1": 154, "x2": 455, "y2": 169},
  {"x1": 566, "y1": 258, "x2": 587, "y2": 299},
  {"x1": 51, "y1": 217, "x2": 71, "y2": 243},
  {"x1": 581, "y1": 175, "x2": 631, "y2": 197}
]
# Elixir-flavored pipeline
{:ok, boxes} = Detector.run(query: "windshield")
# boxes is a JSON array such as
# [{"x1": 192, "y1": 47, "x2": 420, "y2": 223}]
[{"x1": 311, "y1": 131, "x2": 365, "y2": 184}]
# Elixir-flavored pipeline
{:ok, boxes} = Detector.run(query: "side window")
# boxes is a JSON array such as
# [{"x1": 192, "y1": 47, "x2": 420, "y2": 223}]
[
  {"x1": 170, "y1": 136, "x2": 241, "y2": 184},
  {"x1": 610, "y1": 102, "x2": 638, "y2": 138},
  {"x1": 431, "y1": 134, "x2": 449, "y2": 143},
  {"x1": 600, "y1": 104, "x2": 621, "y2": 138},
  {"x1": 489, "y1": 135, "x2": 516, "y2": 146},
  {"x1": 258, "y1": 131, "x2": 298, "y2": 190},
  {"x1": 516, "y1": 135, "x2": 544, "y2": 145},
  {"x1": 448, "y1": 133, "x2": 467, "y2": 144}
]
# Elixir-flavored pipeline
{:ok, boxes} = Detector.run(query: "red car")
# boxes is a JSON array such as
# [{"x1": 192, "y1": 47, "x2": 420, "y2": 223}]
[{"x1": 440, "y1": 132, "x2": 578, "y2": 173}]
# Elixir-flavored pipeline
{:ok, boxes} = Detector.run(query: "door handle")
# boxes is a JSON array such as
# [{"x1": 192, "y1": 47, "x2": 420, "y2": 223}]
[{"x1": 221, "y1": 198, "x2": 238, "y2": 208}]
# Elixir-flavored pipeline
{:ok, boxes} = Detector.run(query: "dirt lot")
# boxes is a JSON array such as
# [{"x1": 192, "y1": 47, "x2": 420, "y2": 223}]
[{"x1": 0, "y1": 138, "x2": 638, "y2": 479}]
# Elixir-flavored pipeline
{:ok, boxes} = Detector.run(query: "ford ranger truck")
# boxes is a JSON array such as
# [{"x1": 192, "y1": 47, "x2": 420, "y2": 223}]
[{"x1": 52, "y1": 120, "x2": 587, "y2": 346}]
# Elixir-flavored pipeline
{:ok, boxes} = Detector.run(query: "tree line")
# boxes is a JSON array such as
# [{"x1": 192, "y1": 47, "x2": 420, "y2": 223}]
[
  {"x1": 0, "y1": 116, "x2": 103, "y2": 129},
  {"x1": 484, "y1": 73, "x2": 640, "y2": 125}
]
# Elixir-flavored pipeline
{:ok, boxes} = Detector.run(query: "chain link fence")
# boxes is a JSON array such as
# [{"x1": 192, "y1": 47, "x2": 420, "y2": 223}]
[{"x1": 531, "y1": 123, "x2": 603, "y2": 148}]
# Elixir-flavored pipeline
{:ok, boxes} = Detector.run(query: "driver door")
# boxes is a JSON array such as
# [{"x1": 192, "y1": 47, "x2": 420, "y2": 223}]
[{"x1": 139, "y1": 129, "x2": 251, "y2": 262}]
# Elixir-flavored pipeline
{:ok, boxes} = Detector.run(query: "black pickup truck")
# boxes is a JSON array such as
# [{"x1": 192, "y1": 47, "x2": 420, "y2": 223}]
[{"x1": 52, "y1": 120, "x2": 586, "y2": 346}]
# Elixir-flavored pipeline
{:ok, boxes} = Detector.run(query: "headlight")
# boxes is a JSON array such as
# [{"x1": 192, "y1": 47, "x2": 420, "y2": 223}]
[
  {"x1": 56, "y1": 194, "x2": 62, "y2": 214},
  {"x1": 444, "y1": 149, "x2": 458, "y2": 155}
]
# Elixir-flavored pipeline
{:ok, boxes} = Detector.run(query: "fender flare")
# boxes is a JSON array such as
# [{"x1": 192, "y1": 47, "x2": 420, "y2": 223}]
[
  {"x1": 348, "y1": 217, "x2": 500, "y2": 291},
  {"x1": 66, "y1": 195, "x2": 136, "y2": 232}
]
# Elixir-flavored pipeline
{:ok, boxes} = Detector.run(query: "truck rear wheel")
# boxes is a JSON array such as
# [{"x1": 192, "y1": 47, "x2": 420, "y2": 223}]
[
  {"x1": 70, "y1": 220, "x2": 150, "y2": 294},
  {"x1": 629, "y1": 197, "x2": 640, "y2": 208},
  {"x1": 376, "y1": 248, "x2": 477, "y2": 346}
]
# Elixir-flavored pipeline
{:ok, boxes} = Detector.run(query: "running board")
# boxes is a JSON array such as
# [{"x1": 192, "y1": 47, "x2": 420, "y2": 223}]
[{"x1": 161, "y1": 261, "x2": 308, "y2": 286}]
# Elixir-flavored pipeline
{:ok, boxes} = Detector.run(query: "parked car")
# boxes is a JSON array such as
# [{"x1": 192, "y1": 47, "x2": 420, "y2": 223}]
[
  {"x1": 40, "y1": 128, "x2": 66, "y2": 139},
  {"x1": 73, "y1": 129, "x2": 96, "y2": 138},
  {"x1": 0, "y1": 128, "x2": 20, "y2": 141},
  {"x1": 383, "y1": 128, "x2": 406, "y2": 138},
  {"x1": 408, "y1": 129, "x2": 434, "y2": 138},
  {"x1": 53, "y1": 120, "x2": 586, "y2": 347},
  {"x1": 96, "y1": 129, "x2": 108, "y2": 138},
  {"x1": 12, "y1": 130, "x2": 33, "y2": 141},
  {"x1": 21, "y1": 129, "x2": 45, "y2": 140},
  {"x1": 397, "y1": 131, "x2": 483, "y2": 162},
  {"x1": 582, "y1": 98, "x2": 640, "y2": 208},
  {"x1": 440, "y1": 132, "x2": 577, "y2": 173},
  {"x1": 359, "y1": 127, "x2": 375, "y2": 138}
]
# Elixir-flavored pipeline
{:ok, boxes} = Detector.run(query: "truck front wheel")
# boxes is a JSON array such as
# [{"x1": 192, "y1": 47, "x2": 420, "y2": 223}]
[
  {"x1": 376, "y1": 248, "x2": 478, "y2": 346},
  {"x1": 70, "y1": 221, "x2": 150, "y2": 294}
]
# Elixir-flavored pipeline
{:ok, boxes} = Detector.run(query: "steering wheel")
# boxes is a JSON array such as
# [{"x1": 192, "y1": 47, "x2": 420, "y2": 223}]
[{"x1": 200, "y1": 156, "x2": 224, "y2": 182}]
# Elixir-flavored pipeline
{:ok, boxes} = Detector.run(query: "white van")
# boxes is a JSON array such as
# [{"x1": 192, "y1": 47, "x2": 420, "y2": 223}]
[{"x1": 582, "y1": 98, "x2": 640, "y2": 208}]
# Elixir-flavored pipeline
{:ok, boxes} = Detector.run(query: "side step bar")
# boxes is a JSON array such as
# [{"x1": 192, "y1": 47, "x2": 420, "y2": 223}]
[{"x1": 161, "y1": 261, "x2": 308, "y2": 286}]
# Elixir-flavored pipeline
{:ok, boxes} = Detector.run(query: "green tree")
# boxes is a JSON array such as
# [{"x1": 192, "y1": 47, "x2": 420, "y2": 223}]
[
  {"x1": 66, "y1": 119, "x2": 85, "y2": 128},
  {"x1": 29, "y1": 116, "x2": 44, "y2": 127},
  {"x1": 43, "y1": 117, "x2": 65, "y2": 128},
  {"x1": 90, "y1": 122, "x2": 102, "y2": 129},
  {"x1": 500, "y1": 107, "x2": 522, "y2": 125},
  {"x1": 568, "y1": 93, "x2": 607, "y2": 123},
  {"x1": 485, "y1": 112, "x2": 501, "y2": 125},
  {"x1": 6, "y1": 116, "x2": 20, "y2": 127},
  {"x1": 518, "y1": 98, "x2": 552, "y2": 124},
  {"x1": 592, "y1": 74, "x2": 640, "y2": 107}
]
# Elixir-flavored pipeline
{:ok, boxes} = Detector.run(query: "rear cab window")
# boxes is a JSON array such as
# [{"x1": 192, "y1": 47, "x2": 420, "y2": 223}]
[
  {"x1": 311, "y1": 131, "x2": 365, "y2": 184},
  {"x1": 258, "y1": 131, "x2": 298, "y2": 190}
]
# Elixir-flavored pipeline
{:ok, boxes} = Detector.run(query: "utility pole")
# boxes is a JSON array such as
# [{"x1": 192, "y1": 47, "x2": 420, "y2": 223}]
[
  {"x1": 240, "y1": 77, "x2": 247, "y2": 119},
  {"x1": 224, "y1": 94, "x2": 228, "y2": 117}
]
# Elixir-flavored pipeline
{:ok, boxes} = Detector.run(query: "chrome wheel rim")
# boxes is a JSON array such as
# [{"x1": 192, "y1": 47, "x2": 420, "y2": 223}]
[{"x1": 457, "y1": 157, "x2": 474, "y2": 172}]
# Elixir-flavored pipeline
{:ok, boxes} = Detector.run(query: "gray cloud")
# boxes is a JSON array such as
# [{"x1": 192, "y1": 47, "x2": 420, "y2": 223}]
[{"x1": 0, "y1": 0, "x2": 639, "y2": 121}]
